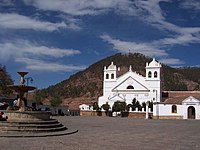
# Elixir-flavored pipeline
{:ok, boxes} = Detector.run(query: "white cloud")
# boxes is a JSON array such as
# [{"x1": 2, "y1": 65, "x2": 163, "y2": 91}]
[
  {"x1": 100, "y1": 34, "x2": 168, "y2": 57},
  {"x1": 0, "y1": 40, "x2": 82, "y2": 72},
  {"x1": 159, "y1": 58, "x2": 185, "y2": 65},
  {"x1": 23, "y1": 0, "x2": 134, "y2": 16},
  {"x1": 15, "y1": 57, "x2": 86, "y2": 72},
  {"x1": 22, "y1": 0, "x2": 200, "y2": 40},
  {"x1": 154, "y1": 34, "x2": 200, "y2": 47},
  {"x1": 0, "y1": 13, "x2": 79, "y2": 31},
  {"x1": 0, "y1": 40, "x2": 80, "y2": 60},
  {"x1": 180, "y1": 0, "x2": 200, "y2": 11}
]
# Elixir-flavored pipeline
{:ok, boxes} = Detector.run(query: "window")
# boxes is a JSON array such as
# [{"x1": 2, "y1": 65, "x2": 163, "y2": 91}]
[
  {"x1": 148, "y1": 71, "x2": 152, "y2": 78},
  {"x1": 154, "y1": 71, "x2": 158, "y2": 78},
  {"x1": 172, "y1": 105, "x2": 177, "y2": 113},
  {"x1": 106, "y1": 74, "x2": 109, "y2": 79},
  {"x1": 127, "y1": 85, "x2": 134, "y2": 89},
  {"x1": 111, "y1": 73, "x2": 114, "y2": 79}
]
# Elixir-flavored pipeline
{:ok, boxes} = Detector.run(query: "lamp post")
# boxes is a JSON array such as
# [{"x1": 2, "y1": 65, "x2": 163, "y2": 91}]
[
  {"x1": 25, "y1": 77, "x2": 33, "y2": 100},
  {"x1": 25, "y1": 77, "x2": 33, "y2": 86},
  {"x1": 153, "y1": 89, "x2": 159, "y2": 119},
  {"x1": 145, "y1": 101, "x2": 149, "y2": 119}
]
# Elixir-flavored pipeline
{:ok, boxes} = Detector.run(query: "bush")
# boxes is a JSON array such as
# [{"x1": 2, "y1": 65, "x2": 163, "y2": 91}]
[{"x1": 112, "y1": 101, "x2": 127, "y2": 112}]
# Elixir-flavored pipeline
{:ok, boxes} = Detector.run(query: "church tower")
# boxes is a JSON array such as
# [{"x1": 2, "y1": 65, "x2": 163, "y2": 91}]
[
  {"x1": 103, "y1": 62, "x2": 117, "y2": 97},
  {"x1": 145, "y1": 58, "x2": 161, "y2": 102}
]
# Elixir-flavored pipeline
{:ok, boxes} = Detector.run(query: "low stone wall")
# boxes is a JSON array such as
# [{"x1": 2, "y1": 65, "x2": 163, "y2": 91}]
[
  {"x1": 80, "y1": 111, "x2": 108, "y2": 117},
  {"x1": 80, "y1": 111, "x2": 153, "y2": 119},
  {"x1": 153, "y1": 116, "x2": 183, "y2": 119}
]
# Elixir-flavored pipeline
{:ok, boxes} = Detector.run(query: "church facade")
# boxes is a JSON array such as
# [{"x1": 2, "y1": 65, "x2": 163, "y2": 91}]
[
  {"x1": 98, "y1": 58, "x2": 161, "y2": 109},
  {"x1": 98, "y1": 58, "x2": 200, "y2": 119}
]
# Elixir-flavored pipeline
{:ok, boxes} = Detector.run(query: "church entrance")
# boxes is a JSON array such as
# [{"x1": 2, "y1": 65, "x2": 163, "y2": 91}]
[{"x1": 188, "y1": 106, "x2": 195, "y2": 119}]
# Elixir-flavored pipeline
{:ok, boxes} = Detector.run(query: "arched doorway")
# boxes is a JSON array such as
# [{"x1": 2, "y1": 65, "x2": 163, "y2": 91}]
[{"x1": 188, "y1": 106, "x2": 195, "y2": 119}]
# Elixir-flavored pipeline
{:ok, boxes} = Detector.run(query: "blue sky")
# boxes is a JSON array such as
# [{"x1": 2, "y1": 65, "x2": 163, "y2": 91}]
[{"x1": 0, "y1": 0, "x2": 200, "y2": 89}]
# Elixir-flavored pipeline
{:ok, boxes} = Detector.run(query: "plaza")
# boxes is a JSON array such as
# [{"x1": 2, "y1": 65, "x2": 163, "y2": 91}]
[{"x1": 0, "y1": 116, "x2": 200, "y2": 150}]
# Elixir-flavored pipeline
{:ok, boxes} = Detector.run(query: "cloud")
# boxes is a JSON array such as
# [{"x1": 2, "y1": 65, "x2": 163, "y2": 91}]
[
  {"x1": 154, "y1": 34, "x2": 200, "y2": 47},
  {"x1": 180, "y1": 0, "x2": 200, "y2": 11},
  {"x1": 0, "y1": 40, "x2": 83, "y2": 72},
  {"x1": 0, "y1": 40, "x2": 80, "y2": 59},
  {"x1": 0, "y1": 13, "x2": 79, "y2": 31},
  {"x1": 22, "y1": 0, "x2": 200, "y2": 40},
  {"x1": 15, "y1": 57, "x2": 86, "y2": 72},
  {"x1": 0, "y1": 0, "x2": 13, "y2": 6},
  {"x1": 100, "y1": 34, "x2": 168, "y2": 57},
  {"x1": 159, "y1": 58, "x2": 185, "y2": 65},
  {"x1": 22, "y1": 0, "x2": 134, "y2": 16}
]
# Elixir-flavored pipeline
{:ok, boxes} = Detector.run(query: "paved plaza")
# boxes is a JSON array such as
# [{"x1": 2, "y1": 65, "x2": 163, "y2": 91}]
[{"x1": 0, "y1": 116, "x2": 200, "y2": 150}]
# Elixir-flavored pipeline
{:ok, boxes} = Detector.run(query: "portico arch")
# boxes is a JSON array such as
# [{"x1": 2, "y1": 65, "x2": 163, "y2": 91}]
[{"x1": 188, "y1": 106, "x2": 195, "y2": 119}]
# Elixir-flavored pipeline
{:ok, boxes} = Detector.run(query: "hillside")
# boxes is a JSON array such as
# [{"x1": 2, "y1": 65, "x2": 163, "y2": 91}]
[{"x1": 36, "y1": 53, "x2": 200, "y2": 106}]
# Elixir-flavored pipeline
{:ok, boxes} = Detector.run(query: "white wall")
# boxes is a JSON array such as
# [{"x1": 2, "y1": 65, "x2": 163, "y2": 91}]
[{"x1": 154, "y1": 104, "x2": 200, "y2": 119}]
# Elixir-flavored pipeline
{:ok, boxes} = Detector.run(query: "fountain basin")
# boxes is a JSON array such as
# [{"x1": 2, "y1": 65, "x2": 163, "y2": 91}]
[{"x1": 4, "y1": 111, "x2": 51, "y2": 121}]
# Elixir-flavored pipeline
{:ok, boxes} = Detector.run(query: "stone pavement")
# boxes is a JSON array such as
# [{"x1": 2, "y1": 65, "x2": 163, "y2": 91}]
[{"x1": 0, "y1": 116, "x2": 200, "y2": 150}]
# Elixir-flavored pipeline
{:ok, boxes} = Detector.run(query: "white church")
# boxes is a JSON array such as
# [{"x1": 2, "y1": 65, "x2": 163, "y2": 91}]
[{"x1": 98, "y1": 58, "x2": 200, "y2": 119}]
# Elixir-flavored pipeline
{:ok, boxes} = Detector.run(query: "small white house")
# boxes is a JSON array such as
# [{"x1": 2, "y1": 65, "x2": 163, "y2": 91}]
[
  {"x1": 155, "y1": 91, "x2": 200, "y2": 119},
  {"x1": 79, "y1": 104, "x2": 91, "y2": 111}
]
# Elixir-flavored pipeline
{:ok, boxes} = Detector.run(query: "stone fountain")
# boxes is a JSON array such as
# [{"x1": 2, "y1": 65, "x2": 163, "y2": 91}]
[
  {"x1": 0, "y1": 72, "x2": 78, "y2": 137},
  {"x1": 8, "y1": 71, "x2": 36, "y2": 112}
]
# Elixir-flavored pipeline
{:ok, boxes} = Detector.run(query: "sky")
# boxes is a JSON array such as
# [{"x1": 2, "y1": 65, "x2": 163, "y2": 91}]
[{"x1": 0, "y1": 0, "x2": 200, "y2": 89}]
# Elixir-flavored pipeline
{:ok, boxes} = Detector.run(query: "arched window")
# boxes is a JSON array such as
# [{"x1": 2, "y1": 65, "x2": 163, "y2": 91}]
[
  {"x1": 172, "y1": 105, "x2": 177, "y2": 113},
  {"x1": 154, "y1": 71, "x2": 158, "y2": 78},
  {"x1": 106, "y1": 74, "x2": 109, "y2": 79},
  {"x1": 127, "y1": 85, "x2": 134, "y2": 89},
  {"x1": 148, "y1": 71, "x2": 152, "y2": 78},
  {"x1": 111, "y1": 73, "x2": 114, "y2": 79}
]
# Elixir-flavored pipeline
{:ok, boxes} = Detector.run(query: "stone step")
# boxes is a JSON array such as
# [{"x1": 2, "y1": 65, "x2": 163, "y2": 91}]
[
  {"x1": 0, "y1": 125, "x2": 67, "y2": 133},
  {"x1": 5, "y1": 119, "x2": 59, "y2": 124},
  {"x1": 0, "y1": 122, "x2": 63, "y2": 128},
  {"x1": 0, "y1": 128, "x2": 78, "y2": 137}
]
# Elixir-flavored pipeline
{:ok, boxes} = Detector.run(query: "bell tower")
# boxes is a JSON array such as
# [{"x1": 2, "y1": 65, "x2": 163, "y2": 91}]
[
  {"x1": 103, "y1": 62, "x2": 117, "y2": 96},
  {"x1": 145, "y1": 58, "x2": 161, "y2": 102}
]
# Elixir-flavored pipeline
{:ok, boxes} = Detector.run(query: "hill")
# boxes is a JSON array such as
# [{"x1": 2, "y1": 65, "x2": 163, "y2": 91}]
[{"x1": 36, "y1": 53, "x2": 200, "y2": 106}]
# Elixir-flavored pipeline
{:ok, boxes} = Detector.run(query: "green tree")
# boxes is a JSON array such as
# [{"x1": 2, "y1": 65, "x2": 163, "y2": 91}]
[
  {"x1": 101, "y1": 102, "x2": 110, "y2": 116},
  {"x1": 142, "y1": 102, "x2": 146, "y2": 111},
  {"x1": 149, "y1": 101, "x2": 153, "y2": 112},
  {"x1": 131, "y1": 98, "x2": 137, "y2": 111},
  {"x1": 50, "y1": 94, "x2": 62, "y2": 107},
  {"x1": 112, "y1": 101, "x2": 126, "y2": 112},
  {"x1": 93, "y1": 102, "x2": 100, "y2": 111},
  {"x1": 135, "y1": 101, "x2": 142, "y2": 111},
  {"x1": 101, "y1": 102, "x2": 110, "y2": 112},
  {"x1": 126, "y1": 104, "x2": 132, "y2": 111},
  {"x1": 0, "y1": 65, "x2": 14, "y2": 95}
]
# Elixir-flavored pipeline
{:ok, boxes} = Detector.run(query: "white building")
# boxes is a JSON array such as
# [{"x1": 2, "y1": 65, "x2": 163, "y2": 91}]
[
  {"x1": 98, "y1": 58, "x2": 200, "y2": 119},
  {"x1": 155, "y1": 91, "x2": 200, "y2": 119},
  {"x1": 79, "y1": 104, "x2": 93, "y2": 111},
  {"x1": 98, "y1": 58, "x2": 161, "y2": 108}
]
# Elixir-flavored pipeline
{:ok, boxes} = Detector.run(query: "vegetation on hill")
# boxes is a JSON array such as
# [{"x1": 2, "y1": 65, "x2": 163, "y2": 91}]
[{"x1": 34, "y1": 53, "x2": 200, "y2": 105}]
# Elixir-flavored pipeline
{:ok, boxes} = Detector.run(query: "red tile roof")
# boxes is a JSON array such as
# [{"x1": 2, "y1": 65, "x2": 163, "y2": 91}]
[{"x1": 162, "y1": 91, "x2": 200, "y2": 104}]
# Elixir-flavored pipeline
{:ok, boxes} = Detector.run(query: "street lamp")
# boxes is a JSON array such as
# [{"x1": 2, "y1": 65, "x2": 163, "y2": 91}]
[
  {"x1": 153, "y1": 89, "x2": 159, "y2": 119},
  {"x1": 25, "y1": 77, "x2": 33, "y2": 100},
  {"x1": 145, "y1": 101, "x2": 149, "y2": 119},
  {"x1": 25, "y1": 77, "x2": 33, "y2": 86}
]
